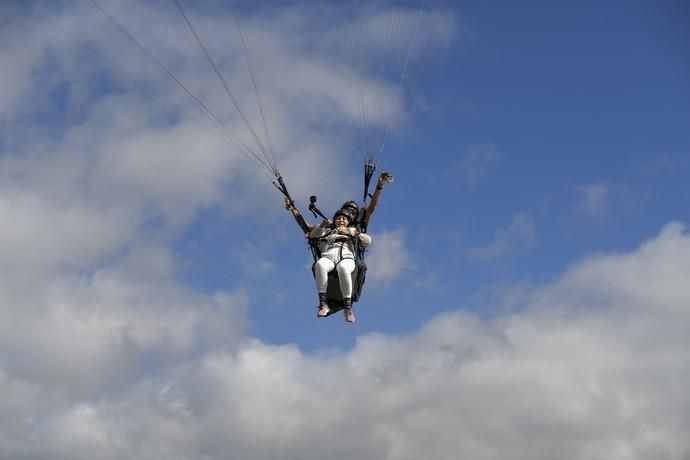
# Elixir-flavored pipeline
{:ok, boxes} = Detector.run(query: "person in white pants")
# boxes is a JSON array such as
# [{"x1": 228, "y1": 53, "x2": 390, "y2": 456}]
[{"x1": 310, "y1": 208, "x2": 372, "y2": 323}]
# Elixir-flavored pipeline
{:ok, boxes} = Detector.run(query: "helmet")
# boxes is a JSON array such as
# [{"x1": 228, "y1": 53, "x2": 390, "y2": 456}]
[
  {"x1": 333, "y1": 207, "x2": 356, "y2": 225},
  {"x1": 340, "y1": 200, "x2": 359, "y2": 214}
]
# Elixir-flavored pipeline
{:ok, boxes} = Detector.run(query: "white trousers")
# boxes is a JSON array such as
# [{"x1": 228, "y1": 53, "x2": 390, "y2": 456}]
[{"x1": 314, "y1": 258, "x2": 356, "y2": 298}]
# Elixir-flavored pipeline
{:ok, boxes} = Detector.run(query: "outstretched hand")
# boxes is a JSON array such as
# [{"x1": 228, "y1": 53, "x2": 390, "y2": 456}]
[{"x1": 378, "y1": 171, "x2": 392, "y2": 187}]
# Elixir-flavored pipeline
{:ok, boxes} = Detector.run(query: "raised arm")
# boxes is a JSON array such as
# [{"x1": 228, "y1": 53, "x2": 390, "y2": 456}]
[
  {"x1": 285, "y1": 197, "x2": 315, "y2": 234},
  {"x1": 362, "y1": 171, "x2": 392, "y2": 229},
  {"x1": 309, "y1": 218, "x2": 332, "y2": 239}
]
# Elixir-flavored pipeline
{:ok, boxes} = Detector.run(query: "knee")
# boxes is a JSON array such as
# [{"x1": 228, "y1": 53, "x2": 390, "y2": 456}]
[
  {"x1": 315, "y1": 259, "x2": 332, "y2": 272},
  {"x1": 336, "y1": 261, "x2": 354, "y2": 276}
]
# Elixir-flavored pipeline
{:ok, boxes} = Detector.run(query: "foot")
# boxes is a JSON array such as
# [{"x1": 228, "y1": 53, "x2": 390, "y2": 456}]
[
  {"x1": 317, "y1": 305, "x2": 330, "y2": 317},
  {"x1": 343, "y1": 308, "x2": 355, "y2": 323}
]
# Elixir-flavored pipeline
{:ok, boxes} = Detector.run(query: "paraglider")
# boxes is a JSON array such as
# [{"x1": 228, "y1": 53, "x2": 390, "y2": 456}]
[
  {"x1": 283, "y1": 170, "x2": 393, "y2": 322},
  {"x1": 24, "y1": 0, "x2": 440, "y2": 322}
]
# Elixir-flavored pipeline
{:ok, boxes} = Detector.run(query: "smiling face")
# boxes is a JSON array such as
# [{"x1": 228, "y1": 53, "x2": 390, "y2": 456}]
[{"x1": 334, "y1": 214, "x2": 350, "y2": 227}]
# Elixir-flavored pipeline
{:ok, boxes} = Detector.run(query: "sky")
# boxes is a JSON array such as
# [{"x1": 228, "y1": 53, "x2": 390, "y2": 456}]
[{"x1": 1, "y1": 0, "x2": 689, "y2": 459}]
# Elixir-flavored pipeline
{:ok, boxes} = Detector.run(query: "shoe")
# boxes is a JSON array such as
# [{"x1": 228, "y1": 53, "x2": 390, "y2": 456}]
[
  {"x1": 317, "y1": 293, "x2": 330, "y2": 317},
  {"x1": 343, "y1": 308, "x2": 355, "y2": 323}
]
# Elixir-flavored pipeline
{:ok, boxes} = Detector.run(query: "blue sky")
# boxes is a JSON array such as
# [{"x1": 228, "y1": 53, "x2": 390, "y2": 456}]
[{"x1": 1, "y1": 1, "x2": 689, "y2": 458}]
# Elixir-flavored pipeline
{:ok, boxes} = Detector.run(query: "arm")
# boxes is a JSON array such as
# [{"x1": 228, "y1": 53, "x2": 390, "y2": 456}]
[
  {"x1": 362, "y1": 171, "x2": 391, "y2": 228},
  {"x1": 358, "y1": 231, "x2": 372, "y2": 248},
  {"x1": 309, "y1": 218, "x2": 332, "y2": 239},
  {"x1": 285, "y1": 198, "x2": 314, "y2": 234},
  {"x1": 339, "y1": 227, "x2": 372, "y2": 247}
]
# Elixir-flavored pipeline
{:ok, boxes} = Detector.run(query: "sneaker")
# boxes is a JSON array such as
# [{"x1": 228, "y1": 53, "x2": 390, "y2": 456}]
[
  {"x1": 317, "y1": 305, "x2": 330, "y2": 317},
  {"x1": 343, "y1": 308, "x2": 355, "y2": 323}
]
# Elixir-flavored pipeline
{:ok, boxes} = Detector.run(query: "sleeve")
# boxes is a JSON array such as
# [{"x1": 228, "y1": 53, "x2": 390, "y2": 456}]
[
  {"x1": 358, "y1": 232, "x2": 372, "y2": 247},
  {"x1": 310, "y1": 225, "x2": 328, "y2": 239}
]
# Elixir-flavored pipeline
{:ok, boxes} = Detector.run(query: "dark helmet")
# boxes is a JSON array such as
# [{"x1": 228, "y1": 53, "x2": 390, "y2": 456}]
[
  {"x1": 340, "y1": 200, "x2": 359, "y2": 215},
  {"x1": 333, "y1": 207, "x2": 356, "y2": 225}
]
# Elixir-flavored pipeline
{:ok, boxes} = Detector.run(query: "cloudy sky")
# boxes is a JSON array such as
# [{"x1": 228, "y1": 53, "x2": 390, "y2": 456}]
[{"x1": 1, "y1": 0, "x2": 689, "y2": 458}]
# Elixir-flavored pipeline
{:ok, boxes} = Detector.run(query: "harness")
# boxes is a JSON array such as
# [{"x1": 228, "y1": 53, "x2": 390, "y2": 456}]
[{"x1": 309, "y1": 229, "x2": 362, "y2": 264}]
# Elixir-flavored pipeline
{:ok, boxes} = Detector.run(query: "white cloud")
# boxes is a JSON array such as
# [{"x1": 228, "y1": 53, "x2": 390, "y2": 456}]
[
  {"x1": 0, "y1": 188, "x2": 137, "y2": 276},
  {"x1": 1, "y1": 0, "x2": 453, "y2": 226},
  {"x1": 2, "y1": 214, "x2": 690, "y2": 458},
  {"x1": 470, "y1": 213, "x2": 537, "y2": 261},
  {"x1": 0, "y1": 258, "x2": 249, "y2": 396},
  {"x1": 365, "y1": 228, "x2": 411, "y2": 283},
  {"x1": 533, "y1": 221, "x2": 690, "y2": 313}
]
